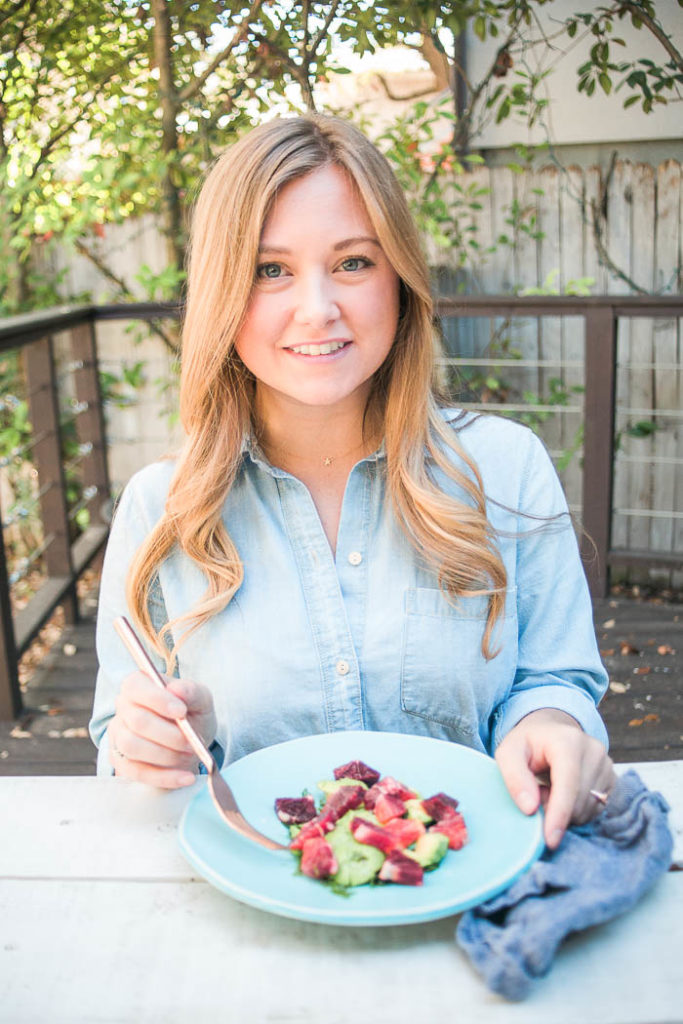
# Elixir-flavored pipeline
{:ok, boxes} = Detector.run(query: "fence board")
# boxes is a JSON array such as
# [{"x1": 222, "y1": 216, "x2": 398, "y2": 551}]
[
  {"x1": 629, "y1": 164, "x2": 656, "y2": 553},
  {"x1": 653, "y1": 162, "x2": 680, "y2": 559},
  {"x1": 560, "y1": 166, "x2": 586, "y2": 511},
  {"x1": 609, "y1": 161, "x2": 634, "y2": 553},
  {"x1": 584, "y1": 166, "x2": 609, "y2": 293},
  {"x1": 537, "y1": 166, "x2": 563, "y2": 467},
  {"x1": 467, "y1": 164, "x2": 495, "y2": 360},
  {"x1": 488, "y1": 165, "x2": 516, "y2": 293},
  {"x1": 508, "y1": 168, "x2": 540, "y2": 410}
]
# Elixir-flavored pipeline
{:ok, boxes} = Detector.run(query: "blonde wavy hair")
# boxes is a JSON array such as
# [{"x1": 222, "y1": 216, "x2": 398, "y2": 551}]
[{"x1": 126, "y1": 114, "x2": 507, "y2": 673}]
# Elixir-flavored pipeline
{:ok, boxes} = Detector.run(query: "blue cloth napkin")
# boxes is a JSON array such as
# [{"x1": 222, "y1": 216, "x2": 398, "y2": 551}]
[{"x1": 456, "y1": 770, "x2": 673, "y2": 1001}]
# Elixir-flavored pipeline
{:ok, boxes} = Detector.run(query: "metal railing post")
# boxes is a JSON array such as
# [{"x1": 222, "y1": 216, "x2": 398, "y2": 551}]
[
  {"x1": 581, "y1": 306, "x2": 618, "y2": 598},
  {"x1": 22, "y1": 336, "x2": 78, "y2": 623},
  {"x1": 0, "y1": 517, "x2": 21, "y2": 718}
]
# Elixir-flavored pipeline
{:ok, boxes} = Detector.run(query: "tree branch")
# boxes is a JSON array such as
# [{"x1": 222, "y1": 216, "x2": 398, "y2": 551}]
[
  {"x1": 0, "y1": 0, "x2": 34, "y2": 32},
  {"x1": 615, "y1": 2, "x2": 683, "y2": 72},
  {"x1": 589, "y1": 198, "x2": 648, "y2": 294},
  {"x1": 249, "y1": 28, "x2": 314, "y2": 105},
  {"x1": 373, "y1": 73, "x2": 442, "y2": 102},
  {"x1": 178, "y1": 0, "x2": 265, "y2": 102},
  {"x1": 309, "y1": 0, "x2": 342, "y2": 56},
  {"x1": 75, "y1": 240, "x2": 180, "y2": 353},
  {"x1": 301, "y1": 0, "x2": 311, "y2": 53},
  {"x1": 449, "y1": 12, "x2": 525, "y2": 155},
  {"x1": 418, "y1": 33, "x2": 456, "y2": 92}
]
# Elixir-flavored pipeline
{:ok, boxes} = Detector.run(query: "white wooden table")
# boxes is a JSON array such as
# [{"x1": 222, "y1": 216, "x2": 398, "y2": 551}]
[{"x1": 1, "y1": 762, "x2": 681, "y2": 1024}]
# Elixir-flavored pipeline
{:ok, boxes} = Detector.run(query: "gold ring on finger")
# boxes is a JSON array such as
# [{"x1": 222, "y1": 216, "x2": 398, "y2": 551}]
[{"x1": 112, "y1": 736, "x2": 128, "y2": 760}]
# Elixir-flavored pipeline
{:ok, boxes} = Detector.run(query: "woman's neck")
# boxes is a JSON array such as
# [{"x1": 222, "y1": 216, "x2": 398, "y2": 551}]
[{"x1": 253, "y1": 392, "x2": 381, "y2": 470}]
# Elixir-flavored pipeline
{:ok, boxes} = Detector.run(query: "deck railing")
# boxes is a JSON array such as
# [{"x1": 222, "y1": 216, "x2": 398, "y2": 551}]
[{"x1": 0, "y1": 296, "x2": 681, "y2": 720}]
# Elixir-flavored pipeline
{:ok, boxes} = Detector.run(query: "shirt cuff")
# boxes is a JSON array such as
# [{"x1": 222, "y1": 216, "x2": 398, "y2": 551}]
[
  {"x1": 96, "y1": 728, "x2": 115, "y2": 777},
  {"x1": 491, "y1": 685, "x2": 609, "y2": 752}
]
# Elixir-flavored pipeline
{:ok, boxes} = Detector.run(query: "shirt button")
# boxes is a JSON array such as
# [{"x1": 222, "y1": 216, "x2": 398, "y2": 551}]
[
  {"x1": 336, "y1": 660, "x2": 350, "y2": 676},
  {"x1": 348, "y1": 551, "x2": 362, "y2": 566}
]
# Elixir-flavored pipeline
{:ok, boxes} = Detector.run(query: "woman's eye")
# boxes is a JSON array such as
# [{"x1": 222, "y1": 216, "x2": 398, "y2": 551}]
[
  {"x1": 256, "y1": 262, "x2": 283, "y2": 280},
  {"x1": 340, "y1": 256, "x2": 371, "y2": 272}
]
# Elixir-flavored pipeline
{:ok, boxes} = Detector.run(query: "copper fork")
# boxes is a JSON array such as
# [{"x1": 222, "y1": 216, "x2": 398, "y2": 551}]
[{"x1": 113, "y1": 616, "x2": 286, "y2": 851}]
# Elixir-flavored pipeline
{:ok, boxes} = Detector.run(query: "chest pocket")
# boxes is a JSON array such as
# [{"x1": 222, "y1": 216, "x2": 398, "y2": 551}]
[{"x1": 400, "y1": 587, "x2": 517, "y2": 739}]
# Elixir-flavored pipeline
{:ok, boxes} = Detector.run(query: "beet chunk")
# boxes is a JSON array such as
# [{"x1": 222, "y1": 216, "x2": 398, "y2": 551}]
[
  {"x1": 320, "y1": 784, "x2": 366, "y2": 825},
  {"x1": 274, "y1": 796, "x2": 317, "y2": 825},
  {"x1": 333, "y1": 759, "x2": 381, "y2": 787},
  {"x1": 421, "y1": 792, "x2": 460, "y2": 822},
  {"x1": 378, "y1": 850, "x2": 424, "y2": 886}
]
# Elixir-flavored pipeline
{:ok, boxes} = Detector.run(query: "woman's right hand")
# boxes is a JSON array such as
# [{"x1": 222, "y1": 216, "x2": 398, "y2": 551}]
[{"x1": 108, "y1": 671, "x2": 217, "y2": 789}]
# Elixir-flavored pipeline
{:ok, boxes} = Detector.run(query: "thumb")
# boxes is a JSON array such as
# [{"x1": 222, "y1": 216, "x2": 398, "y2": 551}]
[{"x1": 495, "y1": 735, "x2": 541, "y2": 816}]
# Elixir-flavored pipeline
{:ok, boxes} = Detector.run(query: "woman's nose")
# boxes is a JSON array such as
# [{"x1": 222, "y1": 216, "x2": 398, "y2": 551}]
[{"x1": 293, "y1": 274, "x2": 340, "y2": 328}]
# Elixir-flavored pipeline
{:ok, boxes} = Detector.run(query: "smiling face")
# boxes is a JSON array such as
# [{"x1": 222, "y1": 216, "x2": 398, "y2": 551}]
[{"x1": 234, "y1": 164, "x2": 401, "y2": 425}]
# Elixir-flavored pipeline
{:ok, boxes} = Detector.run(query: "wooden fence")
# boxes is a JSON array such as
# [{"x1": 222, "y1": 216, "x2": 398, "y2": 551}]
[{"x1": 50, "y1": 161, "x2": 682, "y2": 555}]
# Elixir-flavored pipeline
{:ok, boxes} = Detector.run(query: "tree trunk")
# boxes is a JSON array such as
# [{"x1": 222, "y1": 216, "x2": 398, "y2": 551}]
[{"x1": 150, "y1": 0, "x2": 184, "y2": 272}]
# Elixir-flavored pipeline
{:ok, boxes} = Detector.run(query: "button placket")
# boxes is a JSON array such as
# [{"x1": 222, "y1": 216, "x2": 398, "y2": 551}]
[{"x1": 277, "y1": 476, "x2": 364, "y2": 731}]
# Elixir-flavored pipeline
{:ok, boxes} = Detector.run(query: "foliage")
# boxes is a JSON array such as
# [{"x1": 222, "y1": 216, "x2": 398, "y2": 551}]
[
  {"x1": 0, "y1": 0, "x2": 680, "y2": 595},
  {"x1": 1, "y1": 0, "x2": 680, "y2": 314}
]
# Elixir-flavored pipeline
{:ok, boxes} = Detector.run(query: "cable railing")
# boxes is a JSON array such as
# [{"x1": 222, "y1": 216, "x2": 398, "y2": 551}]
[
  {"x1": 0, "y1": 310, "x2": 115, "y2": 719},
  {"x1": 0, "y1": 296, "x2": 681, "y2": 721}
]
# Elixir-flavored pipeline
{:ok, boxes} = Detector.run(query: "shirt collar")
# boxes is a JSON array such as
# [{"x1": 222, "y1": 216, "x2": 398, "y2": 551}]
[{"x1": 242, "y1": 432, "x2": 386, "y2": 477}]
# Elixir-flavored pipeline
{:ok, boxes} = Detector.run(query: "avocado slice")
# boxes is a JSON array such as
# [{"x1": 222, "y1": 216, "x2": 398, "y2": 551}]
[
  {"x1": 409, "y1": 831, "x2": 449, "y2": 869},
  {"x1": 326, "y1": 808, "x2": 385, "y2": 887}
]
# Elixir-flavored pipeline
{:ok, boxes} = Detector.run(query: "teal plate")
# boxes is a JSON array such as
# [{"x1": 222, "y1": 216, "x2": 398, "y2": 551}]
[{"x1": 178, "y1": 730, "x2": 545, "y2": 927}]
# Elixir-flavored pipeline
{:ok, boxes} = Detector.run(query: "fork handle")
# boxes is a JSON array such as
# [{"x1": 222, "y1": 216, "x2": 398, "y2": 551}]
[{"x1": 113, "y1": 616, "x2": 214, "y2": 773}]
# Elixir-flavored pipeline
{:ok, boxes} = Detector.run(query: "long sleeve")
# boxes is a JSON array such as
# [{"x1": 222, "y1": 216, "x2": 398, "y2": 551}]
[
  {"x1": 488, "y1": 428, "x2": 609, "y2": 749},
  {"x1": 89, "y1": 464, "x2": 174, "y2": 774}
]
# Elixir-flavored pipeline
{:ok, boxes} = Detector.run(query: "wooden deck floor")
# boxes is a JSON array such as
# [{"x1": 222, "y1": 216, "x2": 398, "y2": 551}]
[{"x1": 0, "y1": 593, "x2": 681, "y2": 775}]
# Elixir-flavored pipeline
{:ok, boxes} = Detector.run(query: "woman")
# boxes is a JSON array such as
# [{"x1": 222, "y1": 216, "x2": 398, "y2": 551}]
[{"x1": 90, "y1": 114, "x2": 614, "y2": 849}]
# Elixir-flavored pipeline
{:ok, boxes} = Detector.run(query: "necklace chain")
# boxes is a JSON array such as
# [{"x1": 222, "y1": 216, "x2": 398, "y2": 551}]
[{"x1": 257, "y1": 432, "x2": 377, "y2": 468}]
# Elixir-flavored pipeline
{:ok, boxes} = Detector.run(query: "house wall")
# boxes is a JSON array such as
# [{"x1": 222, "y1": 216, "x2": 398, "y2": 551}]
[{"x1": 465, "y1": 0, "x2": 682, "y2": 151}]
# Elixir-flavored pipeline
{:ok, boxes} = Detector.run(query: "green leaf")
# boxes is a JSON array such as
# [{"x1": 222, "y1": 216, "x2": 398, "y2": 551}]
[
  {"x1": 626, "y1": 420, "x2": 659, "y2": 439},
  {"x1": 474, "y1": 16, "x2": 486, "y2": 41},
  {"x1": 599, "y1": 72, "x2": 612, "y2": 94},
  {"x1": 495, "y1": 96, "x2": 511, "y2": 123}
]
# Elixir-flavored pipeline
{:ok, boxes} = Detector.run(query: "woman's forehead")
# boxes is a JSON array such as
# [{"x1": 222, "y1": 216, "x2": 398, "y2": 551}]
[{"x1": 260, "y1": 165, "x2": 374, "y2": 241}]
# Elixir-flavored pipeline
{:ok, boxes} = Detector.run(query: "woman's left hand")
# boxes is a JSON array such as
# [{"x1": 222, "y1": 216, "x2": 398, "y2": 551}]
[{"x1": 495, "y1": 708, "x2": 616, "y2": 850}]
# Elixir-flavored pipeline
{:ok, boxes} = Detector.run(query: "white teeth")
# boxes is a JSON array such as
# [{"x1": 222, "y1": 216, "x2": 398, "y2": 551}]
[{"x1": 289, "y1": 341, "x2": 346, "y2": 356}]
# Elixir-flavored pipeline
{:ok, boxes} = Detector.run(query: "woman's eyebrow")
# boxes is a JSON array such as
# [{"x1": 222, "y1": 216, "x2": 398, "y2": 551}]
[
  {"x1": 332, "y1": 236, "x2": 381, "y2": 251},
  {"x1": 258, "y1": 236, "x2": 381, "y2": 255}
]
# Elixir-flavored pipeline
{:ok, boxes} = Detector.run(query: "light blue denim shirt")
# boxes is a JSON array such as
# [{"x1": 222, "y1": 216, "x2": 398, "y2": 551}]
[{"x1": 90, "y1": 411, "x2": 609, "y2": 773}]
